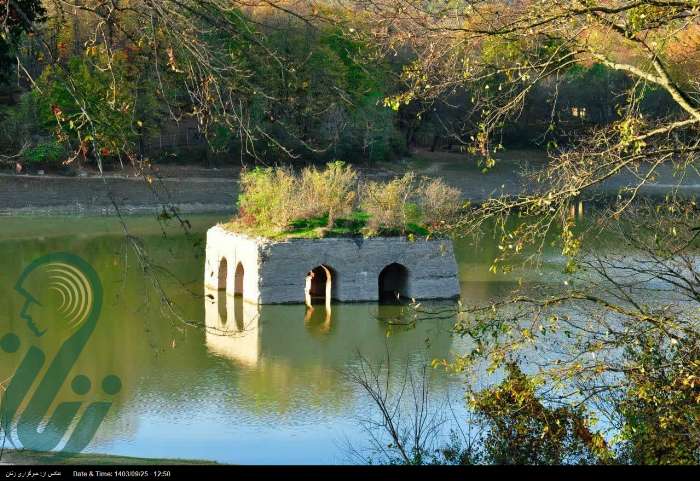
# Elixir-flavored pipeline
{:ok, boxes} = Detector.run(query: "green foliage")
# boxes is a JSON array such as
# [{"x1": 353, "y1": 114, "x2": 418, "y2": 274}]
[
  {"x1": 231, "y1": 164, "x2": 459, "y2": 238},
  {"x1": 21, "y1": 5, "x2": 399, "y2": 166},
  {"x1": 0, "y1": 93, "x2": 46, "y2": 152},
  {"x1": 561, "y1": 218, "x2": 582, "y2": 273},
  {"x1": 472, "y1": 364, "x2": 611, "y2": 465},
  {"x1": 419, "y1": 178, "x2": 463, "y2": 227},
  {"x1": 627, "y1": 5, "x2": 674, "y2": 33},
  {"x1": 617, "y1": 332, "x2": 700, "y2": 465},
  {"x1": 0, "y1": 92, "x2": 70, "y2": 168},
  {"x1": 401, "y1": 352, "x2": 698, "y2": 465},
  {"x1": 361, "y1": 173, "x2": 417, "y2": 235},
  {"x1": 254, "y1": 22, "x2": 404, "y2": 162},
  {"x1": 236, "y1": 162, "x2": 358, "y2": 233},
  {"x1": 480, "y1": 37, "x2": 525, "y2": 67},
  {"x1": 333, "y1": 210, "x2": 370, "y2": 233},
  {"x1": 297, "y1": 161, "x2": 358, "y2": 225},
  {"x1": 360, "y1": 174, "x2": 462, "y2": 236},
  {"x1": 0, "y1": 0, "x2": 687, "y2": 165},
  {"x1": 237, "y1": 166, "x2": 298, "y2": 231},
  {"x1": 28, "y1": 46, "x2": 164, "y2": 166},
  {"x1": 36, "y1": 55, "x2": 135, "y2": 159},
  {"x1": 320, "y1": 28, "x2": 382, "y2": 95},
  {"x1": 23, "y1": 141, "x2": 66, "y2": 165},
  {"x1": 285, "y1": 211, "x2": 370, "y2": 239}
]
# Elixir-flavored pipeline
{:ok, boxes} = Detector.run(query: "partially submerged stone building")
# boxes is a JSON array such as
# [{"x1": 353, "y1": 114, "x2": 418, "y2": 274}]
[{"x1": 204, "y1": 224, "x2": 461, "y2": 305}]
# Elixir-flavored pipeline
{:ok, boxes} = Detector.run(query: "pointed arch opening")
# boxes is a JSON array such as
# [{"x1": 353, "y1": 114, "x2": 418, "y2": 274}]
[
  {"x1": 218, "y1": 257, "x2": 228, "y2": 291},
  {"x1": 305, "y1": 265, "x2": 337, "y2": 305},
  {"x1": 378, "y1": 263, "x2": 410, "y2": 303},
  {"x1": 217, "y1": 258, "x2": 228, "y2": 325},
  {"x1": 229, "y1": 262, "x2": 245, "y2": 330},
  {"x1": 234, "y1": 262, "x2": 244, "y2": 296}
]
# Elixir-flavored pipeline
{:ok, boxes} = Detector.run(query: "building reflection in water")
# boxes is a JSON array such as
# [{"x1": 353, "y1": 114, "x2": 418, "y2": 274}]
[
  {"x1": 303, "y1": 304, "x2": 332, "y2": 333},
  {"x1": 203, "y1": 286, "x2": 457, "y2": 379},
  {"x1": 204, "y1": 287, "x2": 261, "y2": 366},
  {"x1": 205, "y1": 285, "x2": 337, "y2": 365}
]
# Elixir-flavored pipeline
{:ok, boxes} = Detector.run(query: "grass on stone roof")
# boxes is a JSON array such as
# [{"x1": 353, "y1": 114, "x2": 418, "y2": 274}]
[{"x1": 222, "y1": 210, "x2": 430, "y2": 240}]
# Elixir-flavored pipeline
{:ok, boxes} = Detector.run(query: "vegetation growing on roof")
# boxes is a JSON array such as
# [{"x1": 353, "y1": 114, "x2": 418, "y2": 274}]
[{"x1": 224, "y1": 161, "x2": 464, "y2": 239}]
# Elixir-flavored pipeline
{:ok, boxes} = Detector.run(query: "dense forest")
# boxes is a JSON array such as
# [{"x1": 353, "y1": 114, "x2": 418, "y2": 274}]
[{"x1": 0, "y1": 0, "x2": 682, "y2": 170}]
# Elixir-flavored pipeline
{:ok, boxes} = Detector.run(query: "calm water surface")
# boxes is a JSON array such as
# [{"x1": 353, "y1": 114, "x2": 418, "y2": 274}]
[{"x1": 0, "y1": 214, "x2": 566, "y2": 464}]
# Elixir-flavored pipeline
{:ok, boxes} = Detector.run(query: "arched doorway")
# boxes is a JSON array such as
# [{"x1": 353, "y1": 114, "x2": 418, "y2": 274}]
[
  {"x1": 305, "y1": 265, "x2": 337, "y2": 306},
  {"x1": 217, "y1": 257, "x2": 228, "y2": 325},
  {"x1": 218, "y1": 257, "x2": 228, "y2": 291},
  {"x1": 378, "y1": 263, "x2": 409, "y2": 303},
  {"x1": 234, "y1": 262, "x2": 244, "y2": 296},
  {"x1": 233, "y1": 263, "x2": 244, "y2": 330}
]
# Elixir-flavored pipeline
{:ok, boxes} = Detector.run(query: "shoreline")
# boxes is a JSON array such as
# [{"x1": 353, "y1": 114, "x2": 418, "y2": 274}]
[
  {"x1": 0, "y1": 172, "x2": 240, "y2": 217},
  {"x1": 0, "y1": 183, "x2": 688, "y2": 218},
  {"x1": 2, "y1": 152, "x2": 698, "y2": 217},
  {"x1": 0, "y1": 203, "x2": 235, "y2": 217},
  {"x1": 0, "y1": 449, "x2": 217, "y2": 465}
]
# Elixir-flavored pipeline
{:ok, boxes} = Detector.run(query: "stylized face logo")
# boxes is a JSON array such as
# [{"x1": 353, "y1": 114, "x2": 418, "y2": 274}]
[
  {"x1": 3, "y1": 252, "x2": 114, "y2": 460},
  {"x1": 15, "y1": 260, "x2": 94, "y2": 338}
]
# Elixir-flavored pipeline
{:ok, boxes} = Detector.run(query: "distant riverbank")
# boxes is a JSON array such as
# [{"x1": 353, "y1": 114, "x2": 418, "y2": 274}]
[
  {"x1": 1, "y1": 150, "x2": 696, "y2": 216},
  {"x1": 0, "y1": 171, "x2": 238, "y2": 216}
]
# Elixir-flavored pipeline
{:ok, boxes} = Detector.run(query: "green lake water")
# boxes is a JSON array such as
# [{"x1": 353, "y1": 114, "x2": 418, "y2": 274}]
[{"x1": 0, "y1": 214, "x2": 566, "y2": 464}]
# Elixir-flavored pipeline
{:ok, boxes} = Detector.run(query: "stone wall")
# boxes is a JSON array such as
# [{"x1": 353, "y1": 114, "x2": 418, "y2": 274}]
[{"x1": 204, "y1": 225, "x2": 460, "y2": 304}]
